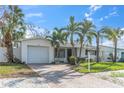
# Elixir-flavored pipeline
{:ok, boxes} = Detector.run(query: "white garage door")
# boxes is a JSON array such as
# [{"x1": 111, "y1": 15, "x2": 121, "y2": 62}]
[{"x1": 27, "y1": 46, "x2": 49, "y2": 63}]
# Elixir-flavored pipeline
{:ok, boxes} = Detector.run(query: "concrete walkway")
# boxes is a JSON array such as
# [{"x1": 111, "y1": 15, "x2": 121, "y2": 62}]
[{"x1": 0, "y1": 64, "x2": 122, "y2": 88}]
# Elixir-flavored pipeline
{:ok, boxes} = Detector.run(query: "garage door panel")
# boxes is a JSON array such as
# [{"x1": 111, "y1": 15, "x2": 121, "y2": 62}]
[
  {"x1": 28, "y1": 58, "x2": 49, "y2": 63},
  {"x1": 27, "y1": 46, "x2": 49, "y2": 63}
]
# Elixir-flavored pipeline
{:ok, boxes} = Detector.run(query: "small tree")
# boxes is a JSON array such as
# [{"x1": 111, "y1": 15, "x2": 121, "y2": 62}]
[{"x1": 46, "y1": 28, "x2": 66, "y2": 62}]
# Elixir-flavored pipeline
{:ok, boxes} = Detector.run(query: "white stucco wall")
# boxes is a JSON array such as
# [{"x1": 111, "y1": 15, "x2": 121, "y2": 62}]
[
  {"x1": 13, "y1": 47, "x2": 21, "y2": 60},
  {"x1": 0, "y1": 47, "x2": 22, "y2": 62},
  {"x1": 100, "y1": 46, "x2": 124, "y2": 61},
  {"x1": 77, "y1": 48, "x2": 86, "y2": 57},
  {"x1": 76, "y1": 48, "x2": 96, "y2": 60},
  {"x1": 21, "y1": 39, "x2": 54, "y2": 64},
  {"x1": 0, "y1": 47, "x2": 7, "y2": 62}
]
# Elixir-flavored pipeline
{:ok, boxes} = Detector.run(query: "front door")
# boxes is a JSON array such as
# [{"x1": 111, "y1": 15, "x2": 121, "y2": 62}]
[{"x1": 67, "y1": 49, "x2": 72, "y2": 62}]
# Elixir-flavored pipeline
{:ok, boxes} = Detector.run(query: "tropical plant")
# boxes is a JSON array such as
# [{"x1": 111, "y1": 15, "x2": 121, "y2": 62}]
[
  {"x1": 46, "y1": 27, "x2": 66, "y2": 61},
  {"x1": 77, "y1": 19, "x2": 96, "y2": 58},
  {"x1": 101, "y1": 27, "x2": 124, "y2": 62},
  {"x1": 0, "y1": 5, "x2": 26, "y2": 62},
  {"x1": 66, "y1": 16, "x2": 79, "y2": 56},
  {"x1": 69, "y1": 56, "x2": 77, "y2": 65}
]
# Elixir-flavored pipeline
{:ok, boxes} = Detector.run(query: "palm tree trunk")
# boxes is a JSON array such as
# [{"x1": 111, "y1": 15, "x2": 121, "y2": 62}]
[
  {"x1": 57, "y1": 48, "x2": 59, "y2": 58},
  {"x1": 79, "y1": 43, "x2": 82, "y2": 58},
  {"x1": 54, "y1": 48, "x2": 55, "y2": 62},
  {"x1": 6, "y1": 42, "x2": 13, "y2": 62},
  {"x1": 114, "y1": 40, "x2": 117, "y2": 62},
  {"x1": 72, "y1": 46, "x2": 75, "y2": 56},
  {"x1": 96, "y1": 32, "x2": 99, "y2": 63},
  {"x1": 57, "y1": 47, "x2": 60, "y2": 58},
  {"x1": 57, "y1": 47, "x2": 60, "y2": 63},
  {"x1": 79, "y1": 38, "x2": 83, "y2": 58},
  {"x1": 4, "y1": 31, "x2": 14, "y2": 62}
]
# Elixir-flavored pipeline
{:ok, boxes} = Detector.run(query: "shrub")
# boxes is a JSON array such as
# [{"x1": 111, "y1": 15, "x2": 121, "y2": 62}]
[{"x1": 69, "y1": 56, "x2": 77, "y2": 65}]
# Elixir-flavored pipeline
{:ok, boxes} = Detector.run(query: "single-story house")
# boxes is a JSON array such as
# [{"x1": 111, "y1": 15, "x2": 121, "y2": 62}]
[
  {"x1": 0, "y1": 38, "x2": 124, "y2": 63},
  {"x1": 20, "y1": 38, "x2": 96, "y2": 64}
]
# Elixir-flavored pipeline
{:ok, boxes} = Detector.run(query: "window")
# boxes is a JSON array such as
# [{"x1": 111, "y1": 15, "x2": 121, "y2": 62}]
[
  {"x1": 54, "y1": 48, "x2": 65, "y2": 58},
  {"x1": 85, "y1": 49, "x2": 96, "y2": 55},
  {"x1": 59, "y1": 49, "x2": 65, "y2": 58}
]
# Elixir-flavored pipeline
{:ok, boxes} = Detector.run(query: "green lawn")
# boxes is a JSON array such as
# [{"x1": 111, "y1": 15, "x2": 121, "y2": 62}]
[
  {"x1": 0, "y1": 63, "x2": 38, "y2": 78},
  {"x1": 74, "y1": 62, "x2": 124, "y2": 73}
]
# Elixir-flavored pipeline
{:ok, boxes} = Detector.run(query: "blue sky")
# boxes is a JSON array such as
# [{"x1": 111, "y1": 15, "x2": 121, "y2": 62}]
[
  {"x1": 19, "y1": 5, "x2": 124, "y2": 47},
  {"x1": 19, "y1": 5, "x2": 124, "y2": 30}
]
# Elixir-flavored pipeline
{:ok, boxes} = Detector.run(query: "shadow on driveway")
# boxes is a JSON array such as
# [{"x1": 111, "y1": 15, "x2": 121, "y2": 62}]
[{"x1": 28, "y1": 64, "x2": 86, "y2": 84}]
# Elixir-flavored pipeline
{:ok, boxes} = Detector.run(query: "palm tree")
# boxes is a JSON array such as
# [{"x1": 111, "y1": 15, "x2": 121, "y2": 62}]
[
  {"x1": 0, "y1": 5, "x2": 26, "y2": 62},
  {"x1": 101, "y1": 27, "x2": 124, "y2": 62},
  {"x1": 66, "y1": 16, "x2": 79, "y2": 56},
  {"x1": 13, "y1": 31, "x2": 25, "y2": 41},
  {"x1": 96, "y1": 31, "x2": 100, "y2": 62},
  {"x1": 46, "y1": 28, "x2": 66, "y2": 61},
  {"x1": 78, "y1": 19, "x2": 96, "y2": 58}
]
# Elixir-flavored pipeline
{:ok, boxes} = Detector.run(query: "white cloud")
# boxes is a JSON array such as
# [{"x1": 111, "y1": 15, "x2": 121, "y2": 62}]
[
  {"x1": 90, "y1": 5, "x2": 102, "y2": 12},
  {"x1": 109, "y1": 11, "x2": 118, "y2": 16},
  {"x1": 84, "y1": 5, "x2": 102, "y2": 21},
  {"x1": 121, "y1": 28, "x2": 124, "y2": 30},
  {"x1": 104, "y1": 15, "x2": 109, "y2": 19},
  {"x1": 100, "y1": 7, "x2": 118, "y2": 21},
  {"x1": 100, "y1": 17, "x2": 103, "y2": 21},
  {"x1": 26, "y1": 13, "x2": 43, "y2": 18},
  {"x1": 84, "y1": 13, "x2": 90, "y2": 17}
]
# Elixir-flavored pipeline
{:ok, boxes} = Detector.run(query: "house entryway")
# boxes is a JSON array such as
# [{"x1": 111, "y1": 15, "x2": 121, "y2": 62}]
[
  {"x1": 54, "y1": 48, "x2": 77, "y2": 63},
  {"x1": 67, "y1": 48, "x2": 72, "y2": 62}
]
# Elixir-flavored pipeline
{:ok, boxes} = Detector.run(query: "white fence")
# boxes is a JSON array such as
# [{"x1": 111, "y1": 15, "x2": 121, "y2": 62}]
[{"x1": 0, "y1": 47, "x2": 21, "y2": 62}]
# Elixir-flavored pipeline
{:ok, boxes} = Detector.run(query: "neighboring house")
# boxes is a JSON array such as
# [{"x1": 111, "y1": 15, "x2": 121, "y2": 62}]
[
  {"x1": 0, "y1": 38, "x2": 124, "y2": 63},
  {"x1": 99, "y1": 45, "x2": 124, "y2": 62}
]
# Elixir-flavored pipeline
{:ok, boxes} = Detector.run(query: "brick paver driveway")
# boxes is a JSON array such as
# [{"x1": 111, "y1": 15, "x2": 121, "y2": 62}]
[
  {"x1": 28, "y1": 64, "x2": 122, "y2": 88},
  {"x1": 0, "y1": 64, "x2": 122, "y2": 88}
]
